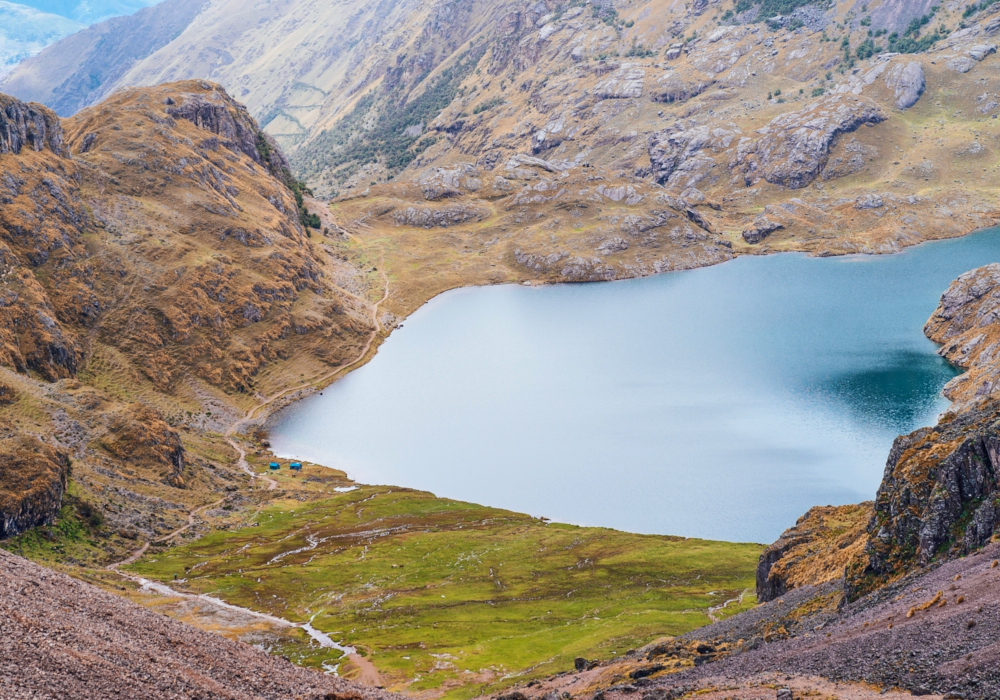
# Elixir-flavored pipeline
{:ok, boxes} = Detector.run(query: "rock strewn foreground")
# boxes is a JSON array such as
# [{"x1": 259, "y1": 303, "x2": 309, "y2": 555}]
[{"x1": 0, "y1": 548, "x2": 398, "y2": 700}]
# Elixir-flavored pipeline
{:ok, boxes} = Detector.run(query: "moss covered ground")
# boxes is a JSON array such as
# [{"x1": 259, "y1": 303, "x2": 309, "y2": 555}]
[{"x1": 128, "y1": 463, "x2": 761, "y2": 698}]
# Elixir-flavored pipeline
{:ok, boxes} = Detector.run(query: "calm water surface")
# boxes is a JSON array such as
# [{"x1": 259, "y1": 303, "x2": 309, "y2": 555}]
[{"x1": 270, "y1": 229, "x2": 1000, "y2": 543}]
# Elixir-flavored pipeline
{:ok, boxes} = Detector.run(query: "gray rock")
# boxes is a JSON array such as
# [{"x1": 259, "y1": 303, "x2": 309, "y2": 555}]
[
  {"x1": 0, "y1": 94, "x2": 68, "y2": 157},
  {"x1": 598, "y1": 237, "x2": 630, "y2": 254},
  {"x1": 967, "y1": 43, "x2": 997, "y2": 61},
  {"x1": 884, "y1": 61, "x2": 925, "y2": 110},
  {"x1": 649, "y1": 74, "x2": 714, "y2": 104},
  {"x1": 854, "y1": 194, "x2": 884, "y2": 210},
  {"x1": 594, "y1": 63, "x2": 645, "y2": 99},
  {"x1": 947, "y1": 56, "x2": 977, "y2": 73},
  {"x1": 732, "y1": 95, "x2": 887, "y2": 189},
  {"x1": 742, "y1": 216, "x2": 783, "y2": 244},
  {"x1": 647, "y1": 124, "x2": 737, "y2": 186}
]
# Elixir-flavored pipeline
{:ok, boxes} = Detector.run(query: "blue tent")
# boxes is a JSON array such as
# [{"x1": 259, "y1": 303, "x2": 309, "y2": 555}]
[
  {"x1": 269, "y1": 462, "x2": 280, "y2": 470},
  {"x1": 290, "y1": 462, "x2": 303, "y2": 471}
]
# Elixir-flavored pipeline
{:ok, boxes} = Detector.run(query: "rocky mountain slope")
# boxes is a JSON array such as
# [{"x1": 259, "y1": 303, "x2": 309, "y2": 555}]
[
  {"x1": 0, "y1": 81, "x2": 378, "y2": 553},
  {"x1": 0, "y1": 547, "x2": 400, "y2": 699},
  {"x1": 13, "y1": 0, "x2": 1000, "y2": 295}
]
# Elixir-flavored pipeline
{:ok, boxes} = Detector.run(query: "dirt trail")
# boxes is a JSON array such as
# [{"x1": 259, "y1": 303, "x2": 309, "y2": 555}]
[
  {"x1": 107, "y1": 498, "x2": 225, "y2": 572},
  {"x1": 708, "y1": 589, "x2": 748, "y2": 624},
  {"x1": 228, "y1": 436, "x2": 278, "y2": 490},
  {"x1": 226, "y1": 216, "x2": 389, "y2": 438},
  {"x1": 106, "y1": 204, "x2": 393, "y2": 687}
]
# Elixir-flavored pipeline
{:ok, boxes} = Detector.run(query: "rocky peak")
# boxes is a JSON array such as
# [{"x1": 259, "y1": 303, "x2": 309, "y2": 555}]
[
  {"x1": 0, "y1": 94, "x2": 67, "y2": 157},
  {"x1": 162, "y1": 81, "x2": 291, "y2": 181}
]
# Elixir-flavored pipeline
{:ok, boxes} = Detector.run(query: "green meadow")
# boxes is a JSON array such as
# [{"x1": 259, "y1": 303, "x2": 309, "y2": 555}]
[{"x1": 128, "y1": 482, "x2": 761, "y2": 698}]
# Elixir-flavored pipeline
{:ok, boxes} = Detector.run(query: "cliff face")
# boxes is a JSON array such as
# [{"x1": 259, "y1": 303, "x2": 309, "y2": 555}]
[
  {"x1": 0, "y1": 83, "x2": 376, "y2": 547},
  {"x1": 755, "y1": 503, "x2": 871, "y2": 603},
  {"x1": 0, "y1": 94, "x2": 66, "y2": 155},
  {"x1": 842, "y1": 264, "x2": 1000, "y2": 597},
  {"x1": 0, "y1": 437, "x2": 69, "y2": 539}
]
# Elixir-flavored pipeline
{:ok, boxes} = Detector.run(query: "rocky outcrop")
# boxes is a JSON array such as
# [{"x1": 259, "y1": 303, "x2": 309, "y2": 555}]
[
  {"x1": 883, "y1": 62, "x2": 925, "y2": 110},
  {"x1": 0, "y1": 437, "x2": 69, "y2": 539},
  {"x1": 594, "y1": 63, "x2": 645, "y2": 99},
  {"x1": 756, "y1": 503, "x2": 871, "y2": 602},
  {"x1": 732, "y1": 95, "x2": 887, "y2": 189},
  {"x1": 846, "y1": 264, "x2": 1000, "y2": 598},
  {"x1": 391, "y1": 204, "x2": 489, "y2": 228},
  {"x1": 165, "y1": 83, "x2": 290, "y2": 180},
  {"x1": 101, "y1": 403, "x2": 186, "y2": 487},
  {"x1": 648, "y1": 124, "x2": 739, "y2": 186},
  {"x1": 741, "y1": 216, "x2": 783, "y2": 244},
  {"x1": 0, "y1": 94, "x2": 66, "y2": 156},
  {"x1": 649, "y1": 75, "x2": 713, "y2": 104}
]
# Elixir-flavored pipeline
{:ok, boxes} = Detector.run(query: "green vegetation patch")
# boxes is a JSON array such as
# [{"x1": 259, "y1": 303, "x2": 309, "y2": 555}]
[
  {"x1": 294, "y1": 47, "x2": 485, "y2": 189},
  {"x1": 734, "y1": 0, "x2": 830, "y2": 22},
  {"x1": 128, "y1": 486, "x2": 760, "y2": 698}
]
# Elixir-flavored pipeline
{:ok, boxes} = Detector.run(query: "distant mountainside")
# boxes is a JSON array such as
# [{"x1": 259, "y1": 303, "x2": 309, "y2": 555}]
[
  {"x1": 15, "y1": 0, "x2": 162, "y2": 23},
  {"x1": 0, "y1": 1, "x2": 82, "y2": 77},
  {"x1": 1, "y1": 0, "x2": 204, "y2": 114}
]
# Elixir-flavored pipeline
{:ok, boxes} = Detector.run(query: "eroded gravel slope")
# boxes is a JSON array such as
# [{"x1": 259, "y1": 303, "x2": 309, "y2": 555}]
[{"x1": 0, "y1": 548, "x2": 401, "y2": 700}]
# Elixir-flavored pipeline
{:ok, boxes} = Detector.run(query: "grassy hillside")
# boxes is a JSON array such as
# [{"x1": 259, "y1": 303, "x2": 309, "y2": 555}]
[{"x1": 127, "y1": 461, "x2": 761, "y2": 699}]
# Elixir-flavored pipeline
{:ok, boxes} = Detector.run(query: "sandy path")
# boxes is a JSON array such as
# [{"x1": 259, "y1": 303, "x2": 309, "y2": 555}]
[{"x1": 108, "y1": 498, "x2": 224, "y2": 572}]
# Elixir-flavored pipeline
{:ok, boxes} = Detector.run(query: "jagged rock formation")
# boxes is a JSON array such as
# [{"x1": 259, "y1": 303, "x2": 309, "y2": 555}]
[
  {"x1": 0, "y1": 547, "x2": 403, "y2": 699},
  {"x1": 733, "y1": 95, "x2": 888, "y2": 189},
  {"x1": 0, "y1": 94, "x2": 65, "y2": 155},
  {"x1": 0, "y1": 437, "x2": 69, "y2": 539},
  {"x1": 844, "y1": 264, "x2": 1000, "y2": 597},
  {"x1": 741, "y1": 216, "x2": 782, "y2": 244},
  {"x1": 755, "y1": 503, "x2": 871, "y2": 603},
  {"x1": 164, "y1": 86, "x2": 291, "y2": 180}
]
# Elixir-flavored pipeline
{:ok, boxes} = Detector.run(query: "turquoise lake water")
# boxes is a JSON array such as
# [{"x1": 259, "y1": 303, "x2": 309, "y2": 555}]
[{"x1": 269, "y1": 228, "x2": 1000, "y2": 544}]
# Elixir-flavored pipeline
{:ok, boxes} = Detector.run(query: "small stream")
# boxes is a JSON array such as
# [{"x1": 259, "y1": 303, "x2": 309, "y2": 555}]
[
  {"x1": 270, "y1": 228, "x2": 1000, "y2": 543},
  {"x1": 135, "y1": 577, "x2": 355, "y2": 668}
]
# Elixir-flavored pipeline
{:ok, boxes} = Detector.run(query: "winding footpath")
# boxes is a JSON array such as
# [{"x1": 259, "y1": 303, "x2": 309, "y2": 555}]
[{"x1": 105, "y1": 216, "x2": 392, "y2": 686}]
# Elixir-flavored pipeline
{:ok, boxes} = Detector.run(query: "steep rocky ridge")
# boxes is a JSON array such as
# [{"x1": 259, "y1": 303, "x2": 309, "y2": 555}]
[
  {"x1": 843, "y1": 264, "x2": 1000, "y2": 597},
  {"x1": 0, "y1": 81, "x2": 377, "y2": 557}
]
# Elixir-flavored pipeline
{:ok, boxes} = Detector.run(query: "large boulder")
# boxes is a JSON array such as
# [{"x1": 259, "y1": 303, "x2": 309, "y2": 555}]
[
  {"x1": 732, "y1": 95, "x2": 887, "y2": 189},
  {"x1": 884, "y1": 61, "x2": 925, "y2": 110}
]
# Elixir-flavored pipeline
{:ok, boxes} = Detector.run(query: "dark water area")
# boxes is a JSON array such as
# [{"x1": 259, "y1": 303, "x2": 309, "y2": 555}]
[{"x1": 270, "y1": 229, "x2": 1000, "y2": 543}]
